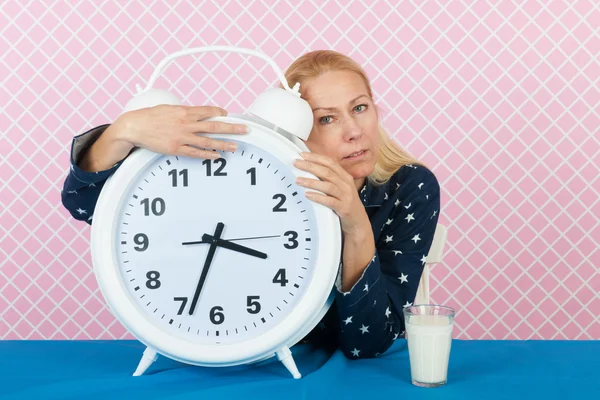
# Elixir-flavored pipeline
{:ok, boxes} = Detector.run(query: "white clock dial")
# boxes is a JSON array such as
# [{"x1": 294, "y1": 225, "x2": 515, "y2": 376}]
[{"x1": 115, "y1": 140, "x2": 319, "y2": 344}]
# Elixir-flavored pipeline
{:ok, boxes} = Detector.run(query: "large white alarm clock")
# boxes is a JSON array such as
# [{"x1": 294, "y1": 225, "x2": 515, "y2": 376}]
[{"x1": 90, "y1": 46, "x2": 342, "y2": 379}]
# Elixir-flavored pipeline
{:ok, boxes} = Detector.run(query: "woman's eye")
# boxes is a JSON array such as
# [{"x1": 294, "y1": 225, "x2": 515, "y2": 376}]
[
  {"x1": 319, "y1": 116, "x2": 333, "y2": 124},
  {"x1": 355, "y1": 104, "x2": 368, "y2": 112}
]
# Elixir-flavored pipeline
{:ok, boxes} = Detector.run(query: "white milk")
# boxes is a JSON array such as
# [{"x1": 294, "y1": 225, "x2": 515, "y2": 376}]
[{"x1": 405, "y1": 314, "x2": 453, "y2": 385}]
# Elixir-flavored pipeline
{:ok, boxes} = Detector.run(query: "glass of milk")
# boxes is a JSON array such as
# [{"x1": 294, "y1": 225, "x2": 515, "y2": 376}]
[{"x1": 403, "y1": 304, "x2": 456, "y2": 388}]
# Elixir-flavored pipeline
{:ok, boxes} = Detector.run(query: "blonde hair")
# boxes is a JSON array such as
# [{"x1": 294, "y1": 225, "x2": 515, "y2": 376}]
[{"x1": 281, "y1": 50, "x2": 427, "y2": 187}]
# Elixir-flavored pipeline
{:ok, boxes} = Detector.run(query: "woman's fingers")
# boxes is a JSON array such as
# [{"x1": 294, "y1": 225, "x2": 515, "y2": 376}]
[
  {"x1": 186, "y1": 105, "x2": 227, "y2": 120},
  {"x1": 189, "y1": 120, "x2": 248, "y2": 134},
  {"x1": 184, "y1": 134, "x2": 239, "y2": 153},
  {"x1": 296, "y1": 177, "x2": 343, "y2": 200},
  {"x1": 177, "y1": 145, "x2": 221, "y2": 159}
]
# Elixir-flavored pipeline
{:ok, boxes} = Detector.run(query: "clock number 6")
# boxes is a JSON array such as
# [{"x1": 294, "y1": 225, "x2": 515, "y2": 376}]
[{"x1": 210, "y1": 306, "x2": 225, "y2": 325}]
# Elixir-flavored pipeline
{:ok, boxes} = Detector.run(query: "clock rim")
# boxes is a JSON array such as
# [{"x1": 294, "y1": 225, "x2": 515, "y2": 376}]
[{"x1": 90, "y1": 116, "x2": 342, "y2": 366}]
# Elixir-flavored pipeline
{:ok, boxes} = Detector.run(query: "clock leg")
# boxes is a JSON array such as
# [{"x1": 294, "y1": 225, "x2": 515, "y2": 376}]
[
  {"x1": 276, "y1": 346, "x2": 301, "y2": 379},
  {"x1": 133, "y1": 346, "x2": 158, "y2": 376}
]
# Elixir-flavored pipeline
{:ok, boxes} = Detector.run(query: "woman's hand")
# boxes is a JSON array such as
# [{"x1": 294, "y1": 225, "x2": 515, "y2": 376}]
[
  {"x1": 294, "y1": 152, "x2": 369, "y2": 235},
  {"x1": 112, "y1": 104, "x2": 249, "y2": 159},
  {"x1": 79, "y1": 105, "x2": 249, "y2": 173}
]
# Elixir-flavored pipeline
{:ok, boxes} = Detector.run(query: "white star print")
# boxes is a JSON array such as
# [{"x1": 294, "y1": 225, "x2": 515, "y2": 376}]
[
  {"x1": 398, "y1": 273, "x2": 408, "y2": 283},
  {"x1": 411, "y1": 234, "x2": 421, "y2": 244},
  {"x1": 396, "y1": 183, "x2": 400, "y2": 190},
  {"x1": 343, "y1": 316, "x2": 353, "y2": 325},
  {"x1": 393, "y1": 332, "x2": 399, "y2": 340},
  {"x1": 394, "y1": 199, "x2": 400, "y2": 207},
  {"x1": 420, "y1": 255, "x2": 427, "y2": 265},
  {"x1": 371, "y1": 254, "x2": 377, "y2": 263},
  {"x1": 385, "y1": 307, "x2": 391, "y2": 318},
  {"x1": 403, "y1": 301, "x2": 413, "y2": 308},
  {"x1": 66, "y1": 190, "x2": 77, "y2": 194},
  {"x1": 70, "y1": 164, "x2": 75, "y2": 172},
  {"x1": 431, "y1": 210, "x2": 438, "y2": 219},
  {"x1": 405, "y1": 213, "x2": 415, "y2": 223},
  {"x1": 384, "y1": 192, "x2": 388, "y2": 200},
  {"x1": 359, "y1": 325, "x2": 369, "y2": 334},
  {"x1": 426, "y1": 195, "x2": 429, "y2": 200},
  {"x1": 418, "y1": 182, "x2": 424, "y2": 189},
  {"x1": 404, "y1": 202, "x2": 411, "y2": 209},
  {"x1": 385, "y1": 235, "x2": 393, "y2": 243},
  {"x1": 89, "y1": 183, "x2": 96, "y2": 187},
  {"x1": 87, "y1": 215, "x2": 93, "y2": 221},
  {"x1": 386, "y1": 218, "x2": 393, "y2": 225},
  {"x1": 393, "y1": 250, "x2": 402, "y2": 256},
  {"x1": 76, "y1": 208, "x2": 87, "y2": 215},
  {"x1": 351, "y1": 348, "x2": 361, "y2": 357},
  {"x1": 363, "y1": 283, "x2": 369, "y2": 292}
]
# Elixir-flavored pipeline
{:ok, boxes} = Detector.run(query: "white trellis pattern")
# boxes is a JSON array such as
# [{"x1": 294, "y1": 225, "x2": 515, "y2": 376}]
[{"x1": 0, "y1": 0, "x2": 598, "y2": 340}]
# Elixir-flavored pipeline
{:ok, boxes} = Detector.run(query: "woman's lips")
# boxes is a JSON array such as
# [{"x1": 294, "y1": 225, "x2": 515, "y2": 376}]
[{"x1": 344, "y1": 150, "x2": 367, "y2": 160}]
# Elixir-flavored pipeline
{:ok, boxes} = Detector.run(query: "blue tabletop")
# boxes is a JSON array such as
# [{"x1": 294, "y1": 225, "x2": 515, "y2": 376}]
[{"x1": 0, "y1": 339, "x2": 596, "y2": 399}]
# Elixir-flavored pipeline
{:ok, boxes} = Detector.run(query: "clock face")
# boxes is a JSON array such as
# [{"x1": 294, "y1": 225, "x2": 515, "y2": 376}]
[{"x1": 115, "y1": 140, "x2": 319, "y2": 345}]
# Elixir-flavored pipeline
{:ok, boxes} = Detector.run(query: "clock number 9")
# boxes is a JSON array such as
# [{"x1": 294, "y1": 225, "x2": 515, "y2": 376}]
[
  {"x1": 146, "y1": 271, "x2": 161, "y2": 289},
  {"x1": 202, "y1": 158, "x2": 227, "y2": 177},
  {"x1": 210, "y1": 306, "x2": 225, "y2": 325},
  {"x1": 283, "y1": 231, "x2": 298, "y2": 249},
  {"x1": 133, "y1": 233, "x2": 148, "y2": 251},
  {"x1": 141, "y1": 198, "x2": 165, "y2": 216}
]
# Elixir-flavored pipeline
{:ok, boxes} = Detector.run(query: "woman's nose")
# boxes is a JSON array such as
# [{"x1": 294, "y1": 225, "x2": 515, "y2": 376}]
[{"x1": 343, "y1": 117, "x2": 362, "y2": 141}]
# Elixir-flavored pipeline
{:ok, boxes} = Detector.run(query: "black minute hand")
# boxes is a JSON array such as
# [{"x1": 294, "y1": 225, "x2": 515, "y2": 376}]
[{"x1": 188, "y1": 223, "x2": 224, "y2": 316}]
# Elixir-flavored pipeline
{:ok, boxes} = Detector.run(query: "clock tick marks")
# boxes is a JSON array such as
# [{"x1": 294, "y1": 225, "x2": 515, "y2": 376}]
[
  {"x1": 166, "y1": 160, "x2": 171, "y2": 165},
  {"x1": 134, "y1": 286, "x2": 140, "y2": 291},
  {"x1": 258, "y1": 158, "x2": 262, "y2": 163},
  {"x1": 132, "y1": 195, "x2": 138, "y2": 199},
  {"x1": 261, "y1": 318, "x2": 266, "y2": 323}
]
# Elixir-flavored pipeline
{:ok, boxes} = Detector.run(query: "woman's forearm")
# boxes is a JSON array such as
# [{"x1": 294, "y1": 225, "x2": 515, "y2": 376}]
[
  {"x1": 78, "y1": 121, "x2": 135, "y2": 173},
  {"x1": 341, "y1": 216, "x2": 376, "y2": 292}
]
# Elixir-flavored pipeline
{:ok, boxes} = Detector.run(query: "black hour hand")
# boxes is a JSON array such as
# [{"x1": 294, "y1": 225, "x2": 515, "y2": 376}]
[{"x1": 201, "y1": 234, "x2": 267, "y2": 259}]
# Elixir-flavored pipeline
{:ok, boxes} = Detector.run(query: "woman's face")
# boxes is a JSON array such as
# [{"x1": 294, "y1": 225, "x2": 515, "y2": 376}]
[{"x1": 301, "y1": 70, "x2": 380, "y2": 183}]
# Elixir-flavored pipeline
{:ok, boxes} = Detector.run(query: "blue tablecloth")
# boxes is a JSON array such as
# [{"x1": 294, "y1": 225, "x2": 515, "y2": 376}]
[{"x1": 0, "y1": 339, "x2": 596, "y2": 399}]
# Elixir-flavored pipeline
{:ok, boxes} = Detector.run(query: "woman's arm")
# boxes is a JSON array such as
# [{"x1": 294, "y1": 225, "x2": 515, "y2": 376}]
[
  {"x1": 334, "y1": 165, "x2": 441, "y2": 359},
  {"x1": 61, "y1": 124, "x2": 132, "y2": 225}
]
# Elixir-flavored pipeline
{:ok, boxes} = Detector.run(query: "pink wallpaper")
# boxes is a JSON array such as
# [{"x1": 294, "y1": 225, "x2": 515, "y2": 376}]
[{"x1": 0, "y1": 1, "x2": 598, "y2": 340}]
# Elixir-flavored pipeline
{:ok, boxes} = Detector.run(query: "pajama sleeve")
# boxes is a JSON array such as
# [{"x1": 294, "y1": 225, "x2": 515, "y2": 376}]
[
  {"x1": 61, "y1": 124, "x2": 128, "y2": 225},
  {"x1": 334, "y1": 165, "x2": 441, "y2": 359}
]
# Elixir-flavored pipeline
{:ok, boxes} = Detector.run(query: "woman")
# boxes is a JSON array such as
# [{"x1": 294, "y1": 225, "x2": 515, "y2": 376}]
[{"x1": 62, "y1": 50, "x2": 440, "y2": 359}]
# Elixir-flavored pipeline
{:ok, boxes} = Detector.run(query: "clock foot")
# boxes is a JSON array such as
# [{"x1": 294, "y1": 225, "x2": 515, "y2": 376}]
[
  {"x1": 276, "y1": 346, "x2": 301, "y2": 379},
  {"x1": 133, "y1": 347, "x2": 158, "y2": 376}
]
